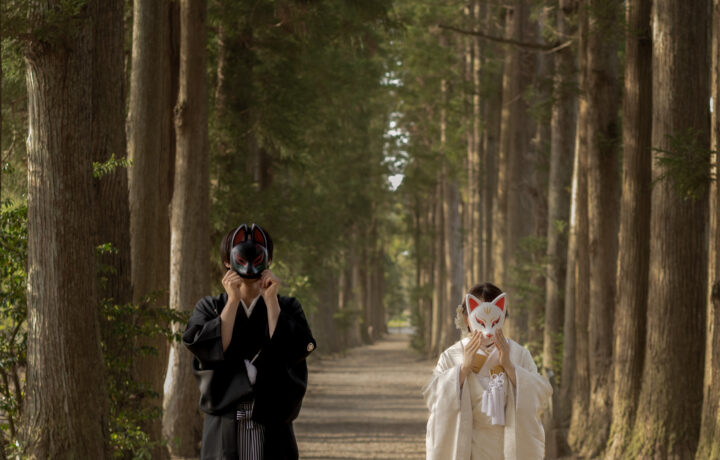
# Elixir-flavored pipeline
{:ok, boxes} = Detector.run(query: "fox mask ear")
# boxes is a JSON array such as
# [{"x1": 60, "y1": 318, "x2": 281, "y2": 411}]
[
  {"x1": 491, "y1": 293, "x2": 507, "y2": 311},
  {"x1": 250, "y1": 223, "x2": 267, "y2": 248},
  {"x1": 465, "y1": 293, "x2": 481, "y2": 314},
  {"x1": 232, "y1": 224, "x2": 248, "y2": 246}
]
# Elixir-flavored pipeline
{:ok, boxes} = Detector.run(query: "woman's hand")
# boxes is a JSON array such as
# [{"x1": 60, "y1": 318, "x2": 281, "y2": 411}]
[
  {"x1": 460, "y1": 330, "x2": 482, "y2": 386},
  {"x1": 494, "y1": 328, "x2": 517, "y2": 386},
  {"x1": 222, "y1": 269, "x2": 243, "y2": 301}
]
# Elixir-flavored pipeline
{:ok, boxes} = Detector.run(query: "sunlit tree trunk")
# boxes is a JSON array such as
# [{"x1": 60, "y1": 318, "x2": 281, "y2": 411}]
[
  {"x1": 527, "y1": 6, "x2": 552, "y2": 356},
  {"x1": 582, "y1": 0, "x2": 622, "y2": 455},
  {"x1": 567, "y1": 4, "x2": 590, "y2": 450},
  {"x1": 492, "y1": 0, "x2": 536, "y2": 344},
  {"x1": 543, "y1": 1, "x2": 576, "y2": 455},
  {"x1": 163, "y1": 0, "x2": 209, "y2": 456},
  {"x1": 630, "y1": 0, "x2": 710, "y2": 456},
  {"x1": 605, "y1": 0, "x2": 652, "y2": 457},
  {"x1": 558, "y1": 117, "x2": 580, "y2": 456},
  {"x1": 491, "y1": 8, "x2": 513, "y2": 290},
  {"x1": 697, "y1": 2, "x2": 720, "y2": 457},
  {"x1": 127, "y1": 0, "x2": 177, "y2": 455},
  {"x1": 23, "y1": 1, "x2": 108, "y2": 457}
]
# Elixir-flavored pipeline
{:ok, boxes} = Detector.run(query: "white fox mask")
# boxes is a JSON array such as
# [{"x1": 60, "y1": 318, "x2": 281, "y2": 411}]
[{"x1": 465, "y1": 292, "x2": 507, "y2": 345}]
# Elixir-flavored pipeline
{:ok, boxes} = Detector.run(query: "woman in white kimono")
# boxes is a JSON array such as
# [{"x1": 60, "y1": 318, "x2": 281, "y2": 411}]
[{"x1": 424, "y1": 282, "x2": 552, "y2": 460}]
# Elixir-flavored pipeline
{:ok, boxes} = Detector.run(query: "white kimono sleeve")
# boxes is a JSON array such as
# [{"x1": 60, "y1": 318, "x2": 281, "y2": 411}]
[
  {"x1": 503, "y1": 344, "x2": 553, "y2": 460},
  {"x1": 423, "y1": 346, "x2": 472, "y2": 460}
]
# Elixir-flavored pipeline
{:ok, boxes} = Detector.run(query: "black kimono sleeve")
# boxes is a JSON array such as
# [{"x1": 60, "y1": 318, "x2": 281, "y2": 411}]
[
  {"x1": 266, "y1": 296, "x2": 316, "y2": 365},
  {"x1": 183, "y1": 294, "x2": 253, "y2": 415},
  {"x1": 183, "y1": 295, "x2": 225, "y2": 365},
  {"x1": 252, "y1": 296, "x2": 316, "y2": 425}
]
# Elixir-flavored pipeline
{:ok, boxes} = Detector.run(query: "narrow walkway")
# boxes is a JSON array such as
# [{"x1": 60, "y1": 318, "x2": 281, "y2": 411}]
[{"x1": 294, "y1": 333, "x2": 435, "y2": 460}]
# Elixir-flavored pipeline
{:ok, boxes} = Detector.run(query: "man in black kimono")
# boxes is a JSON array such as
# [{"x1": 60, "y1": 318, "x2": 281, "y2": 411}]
[{"x1": 184, "y1": 224, "x2": 316, "y2": 460}]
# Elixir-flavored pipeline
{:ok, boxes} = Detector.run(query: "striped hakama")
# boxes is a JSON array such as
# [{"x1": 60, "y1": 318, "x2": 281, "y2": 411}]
[{"x1": 200, "y1": 401, "x2": 265, "y2": 460}]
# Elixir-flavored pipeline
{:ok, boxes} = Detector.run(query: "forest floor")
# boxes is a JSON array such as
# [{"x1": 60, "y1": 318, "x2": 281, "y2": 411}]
[{"x1": 294, "y1": 333, "x2": 435, "y2": 460}]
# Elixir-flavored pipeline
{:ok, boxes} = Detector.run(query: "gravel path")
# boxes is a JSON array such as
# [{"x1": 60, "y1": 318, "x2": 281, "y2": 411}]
[{"x1": 294, "y1": 333, "x2": 435, "y2": 460}]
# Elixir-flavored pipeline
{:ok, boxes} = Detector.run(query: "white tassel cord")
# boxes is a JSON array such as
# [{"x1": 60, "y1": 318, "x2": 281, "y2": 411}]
[{"x1": 481, "y1": 372, "x2": 506, "y2": 425}]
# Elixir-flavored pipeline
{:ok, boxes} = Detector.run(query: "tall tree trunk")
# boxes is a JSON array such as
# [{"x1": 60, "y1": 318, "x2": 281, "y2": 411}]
[
  {"x1": 527, "y1": 7, "x2": 552, "y2": 356},
  {"x1": 543, "y1": 0, "x2": 577, "y2": 454},
  {"x1": 482, "y1": 3, "x2": 502, "y2": 282},
  {"x1": 445, "y1": 178, "x2": 464, "y2": 349},
  {"x1": 318, "y1": 268, "x2": 340, "y2": 352},
  {"x1": 432, "y1": 72, "x2": 448, "y2": 356},
  {"x1": 425, "y1": 198, "x2": 436, "y2": 354},
  {"x1": 164, "y1": 0, "x2": 209, "y2": 455},
  {"x1": 582, "y1": 0, "x2": 621, "y2": 455},
  {"x1": 92, "y1": 0, "x2": 132, "y2": 321},
  {"x1": 23, "y1": 2, "x2": 108, "y2": 457},
  {"x1": 605, "y1": 0, "x2": 652, "y2": 457},
  {"x1": 630, "y1": 0, "x2": 710, "y2": 456},
  {"x1": 567, "y1": 4, "x2": 590, "y2": 450},
  {"x1": 472, "y1": 0, "x2": 483, "y2": 284},
  {"x1": 697, "y1": 2, "x2": 720, "y2": 457},
  {"x1": 492, "y1": 0, "x2": 537, "y2": 343},
  {"x1": 127, "y1": 0, "x2": 176, "y2": 456},
  {"x1": 491, "y1": 7, "x2": 514, "y2": 290},
  {"x1": 464, "y1": 3, "x2": 477, "y2": 290},
  {"x1": 558, "y1": 115, "x2": 581, "y2": 456}
]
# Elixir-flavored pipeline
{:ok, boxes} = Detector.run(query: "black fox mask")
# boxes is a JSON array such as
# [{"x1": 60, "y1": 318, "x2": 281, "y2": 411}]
[{"x1": 230, "y1": 223, "x2": 269, "y2": 279}]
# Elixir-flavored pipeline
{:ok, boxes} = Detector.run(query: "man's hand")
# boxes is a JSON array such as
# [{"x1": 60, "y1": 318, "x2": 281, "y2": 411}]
[
  {"x1": 260, "y1": 270, "x2": 281, "y2": 302},
  {"x1": 222, "y1": 269, "x2": 243, "y2": 301},
  {"x1": 460, "y1": 330, "x2": 482, "y2": 386},
  {"x1": 220, "y1": 270, "x2": 242, "y2": 351},
  {"x1": 261, "y1": 270, "x2": 282, "y2": 337}
]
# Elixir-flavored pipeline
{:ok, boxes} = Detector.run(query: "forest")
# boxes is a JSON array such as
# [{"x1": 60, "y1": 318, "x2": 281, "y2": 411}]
[{"x1": 0, "y1": 0, "x2": 719, "y2": 458}]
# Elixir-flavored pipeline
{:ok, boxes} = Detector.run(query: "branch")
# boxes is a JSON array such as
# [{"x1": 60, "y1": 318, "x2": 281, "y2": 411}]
[{"x1": 438, "y1": 24, "x2": 569, "y2": 52}]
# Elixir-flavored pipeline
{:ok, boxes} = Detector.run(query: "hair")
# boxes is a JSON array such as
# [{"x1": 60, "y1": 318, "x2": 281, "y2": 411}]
[
  {"x1": 455, "y1": 282, "x2": 506, "y2": 334},
  {"x1": 220, "y1": 224, "x2": 274, "y2": 268}
]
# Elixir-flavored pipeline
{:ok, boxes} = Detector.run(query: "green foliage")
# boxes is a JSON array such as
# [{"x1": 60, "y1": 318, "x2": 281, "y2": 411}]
[
  {"x1": 93, "y1": 154, "x2": 133, "y2": 179},
  {"x1": 2, "y1": 34, "x2": 29, "y2": 202},
  {"x1": 0, "y1": 213, "x2": 186, "y2": 458},
  {"x1": 100, "y1": 294, "x2": 187, "y2": 459},
  {"x1": 653, "y1": 128, "x2": 716, "y2": 201},
  {"x1": 0, "y1": 200, "x2": 27, "y2": 458}
]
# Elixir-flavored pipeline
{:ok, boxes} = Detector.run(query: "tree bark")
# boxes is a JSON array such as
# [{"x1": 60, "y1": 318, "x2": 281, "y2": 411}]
[
  {"x1": 527, "y1": 6, "x2": 552, "y2": 356},
  {"x1": 464, "y1": 3, "x2": 477, "y2": 289},
  {"x1": 605, "y1": 0, "x2": 652, "y2": 457},
  {"x1": 91, "y1": 0, "x2": 131, "y2": 305},
  {"x1": 163, "y1": 0, "x2": 209, "y2": 455},
  {"x1": 543, "y1": 0, "x2": 577, "y2": 455},
  {"x1": 492, "y1": 0, "x2": 537, "y2": 344},
  {"x1": 566, "y1": 3, "x2": 590, "y2": 451},
  {"x1": 126, "y1": 0, "x2": 176, "y2": 456},
  {"x1": 630, "y1": 0, "x2": 710, "y2": 456},
  {"x1": 697, "y1": 2, "x2": 720, "y2": 457},
  {"x1": 491, "y1": 8, "x2": 513, "y2": 290},
  {"x1": 23, "y1": 2, "x2": 108, "y2": 457},
  {"x1": 482, "y1": 4, "x2": 501, "y2": 282},
  {"x1": 445, "y1": 178, "x2": 464, "y2": 349},
  {"x1": 582, "y1": 0, "x2": 622, "y2": 455}
]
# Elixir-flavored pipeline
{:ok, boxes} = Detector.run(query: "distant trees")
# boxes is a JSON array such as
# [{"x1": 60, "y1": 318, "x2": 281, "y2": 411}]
[{"x1": 401, "y1": 0, "x2": 717, "y2": 458}]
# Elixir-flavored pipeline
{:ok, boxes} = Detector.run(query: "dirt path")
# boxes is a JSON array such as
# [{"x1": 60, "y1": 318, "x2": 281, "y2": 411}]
[{"x1": 294, "y1": 333, "x2": 435, "y2": 460}]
